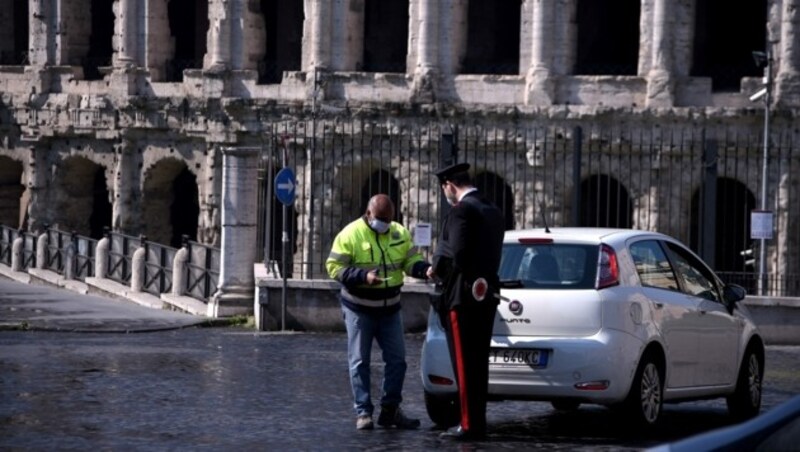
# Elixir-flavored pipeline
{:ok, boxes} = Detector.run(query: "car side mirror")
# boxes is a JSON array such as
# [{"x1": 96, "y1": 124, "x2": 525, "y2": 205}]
[{"x1": 723, "y1": 284, "x2": 747, "y2": 304}]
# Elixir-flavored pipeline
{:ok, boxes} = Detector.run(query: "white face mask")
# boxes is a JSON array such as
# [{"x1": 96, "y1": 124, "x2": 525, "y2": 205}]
[
  {"x1": 444, "y1": 184, "x2": 458, "y2": 206},
  {"x1": 369, "y1": 218, "x2": 390, "y2": 234}
]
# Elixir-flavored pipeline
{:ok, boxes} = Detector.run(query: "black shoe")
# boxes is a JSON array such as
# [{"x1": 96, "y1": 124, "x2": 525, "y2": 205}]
[
  {"x1": 439, "y1": 426, "x2": 486, "y2": 441},
  {"x1": 377, "y1": 405, "x2": 421, "y2": 429}
]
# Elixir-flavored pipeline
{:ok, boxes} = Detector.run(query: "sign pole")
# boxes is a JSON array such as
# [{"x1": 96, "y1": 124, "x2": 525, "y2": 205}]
[{"x1": 274, "y1": 141, "x2": 296, "y2": 331}]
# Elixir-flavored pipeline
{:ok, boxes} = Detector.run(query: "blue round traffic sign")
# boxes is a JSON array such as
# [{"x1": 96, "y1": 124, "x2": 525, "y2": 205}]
[{"x1": 274, "y1": 167, "x2": 296, "y2": 206}]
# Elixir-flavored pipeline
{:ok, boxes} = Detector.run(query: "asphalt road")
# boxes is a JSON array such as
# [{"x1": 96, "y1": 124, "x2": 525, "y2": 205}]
[
  {"x1": 1, "y1": 327, "x2": 798, "y2": 451},
  {"x1": 1, "y1": 277, "x2": 798, "y2": 450}
]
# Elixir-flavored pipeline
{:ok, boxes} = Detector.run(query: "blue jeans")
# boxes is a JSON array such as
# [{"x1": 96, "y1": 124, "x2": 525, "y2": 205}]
[{"x1": 342, "y1": 305, "x2": 407, "y2": 417}]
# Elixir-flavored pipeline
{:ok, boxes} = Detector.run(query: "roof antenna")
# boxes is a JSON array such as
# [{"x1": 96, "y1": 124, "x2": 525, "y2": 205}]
[{"x1": 539, "y1": 199, "x2": 551, "y2": 233}]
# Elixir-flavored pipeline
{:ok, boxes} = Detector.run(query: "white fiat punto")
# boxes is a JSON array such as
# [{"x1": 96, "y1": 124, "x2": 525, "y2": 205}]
[{"x1": 421, "y1": 228, "x2": 764, "y2": 427}]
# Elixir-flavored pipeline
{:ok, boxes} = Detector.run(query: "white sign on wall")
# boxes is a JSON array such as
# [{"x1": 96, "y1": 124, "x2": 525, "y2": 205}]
[
  {"x1": 751, "y1": 210, "x2": 774, "y2": 240},
  {"x1": 414, "y1": 223, "x2": 432, "y2": 247}
]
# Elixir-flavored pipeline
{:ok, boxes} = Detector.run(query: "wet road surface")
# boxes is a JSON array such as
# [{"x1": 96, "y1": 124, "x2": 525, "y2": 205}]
[{"x1": 1, "y1": 328, "x2": 798, "y2": 451}]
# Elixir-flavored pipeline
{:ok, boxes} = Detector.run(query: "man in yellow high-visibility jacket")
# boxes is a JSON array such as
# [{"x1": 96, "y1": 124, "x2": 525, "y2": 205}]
[{"x1": 326, "y1": 194, "x2": 431, "y2": 431}]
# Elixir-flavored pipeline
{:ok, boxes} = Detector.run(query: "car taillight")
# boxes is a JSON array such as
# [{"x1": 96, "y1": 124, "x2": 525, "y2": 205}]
[
  {"x1": 428, "y1": 374, "x2": 455, "y2": 386},
  {"x1": 596, "y1": 244, "x2": 619, "y2": 289}
]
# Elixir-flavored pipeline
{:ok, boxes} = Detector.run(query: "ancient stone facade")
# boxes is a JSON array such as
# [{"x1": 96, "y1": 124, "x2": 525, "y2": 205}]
[{"x1": 1, "y1": 0, "x2": 800, "y2": 295}]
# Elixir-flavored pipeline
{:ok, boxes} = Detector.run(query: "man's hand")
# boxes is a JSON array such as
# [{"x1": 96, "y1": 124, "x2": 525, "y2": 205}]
[
  {"x1": 366, "y1": 270, "x2": 384, "y2": 285},
  {"x1": 426, "y1": 266, "x2": 435, "y2": 280}
]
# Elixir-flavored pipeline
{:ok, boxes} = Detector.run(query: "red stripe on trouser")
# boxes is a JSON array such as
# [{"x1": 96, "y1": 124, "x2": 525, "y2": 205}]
[{"x1": 450, "y1": 310, "x2": 470, "y2": 431}]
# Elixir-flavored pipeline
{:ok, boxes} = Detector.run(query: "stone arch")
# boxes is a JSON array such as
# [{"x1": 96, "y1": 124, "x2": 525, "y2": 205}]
[
  {"x1": 575, "y1": 0, "x2": 640, "y2": 75},
  {"x1": 690, "y1": 177, "x2": 756, "y2": 273},
  {"x1": 462, "y1": 0, "x2": 521, "y2": 74},
  {"x1": 0, "y1": 156, "x2": 24, "y2": 228},
  {"x1": 474, "y1": 170, "x2": 515, "y2": 230},
  {"x1": 53, "y1": 156, "x2": 111, "y2": 238},
  {"x1": 579, "y1": 174, "x2": 633, "y2": 228},
  {"x1": 257, "y1": 160, "x2": 298, "y2": 272},
  {"x1": 361, "y1": 169, "x2": 403, "y2": 224},
  {"x1": 363, "y1": 0, "x2": 409, "y2": 73},
  {"x1": 142, "y1": 158, "x2": 200, "y2": 247},
  {"x1": 166, "y1": 0, "x2": 209, "y2": 81},
  {"x1": 0, "y1": 0, "x2": 28, "y2": 65},
  {"x1": 691, "y1": 0, "x2": 767, "y2": 92},
  {"x1": 258, "y1": 0, "x2": 304, "y2": 84},
  {"x1": 83, "y1": 0, "x2": 114, "y2": 80}
]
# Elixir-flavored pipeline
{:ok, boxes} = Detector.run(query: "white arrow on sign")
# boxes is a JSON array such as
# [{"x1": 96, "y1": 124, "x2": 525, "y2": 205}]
[{"x1": 277, "y1": 180, "x2": 294, "y2": 193}]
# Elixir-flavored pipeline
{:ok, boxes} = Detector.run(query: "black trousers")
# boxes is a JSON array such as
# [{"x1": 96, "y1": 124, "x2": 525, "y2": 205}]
[{"x1": 442, "y1": 300, "x2": 498, "y2": 434}]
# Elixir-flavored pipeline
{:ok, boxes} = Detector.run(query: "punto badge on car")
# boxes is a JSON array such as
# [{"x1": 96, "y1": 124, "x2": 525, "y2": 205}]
[{"x1": 508, "y1": 300, "x2": 523, "y2": 316}]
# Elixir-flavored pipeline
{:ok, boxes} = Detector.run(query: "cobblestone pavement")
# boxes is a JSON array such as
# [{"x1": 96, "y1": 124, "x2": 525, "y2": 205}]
[{"x1": 1, "y1": 328, "x2": 798, "y2": 451}]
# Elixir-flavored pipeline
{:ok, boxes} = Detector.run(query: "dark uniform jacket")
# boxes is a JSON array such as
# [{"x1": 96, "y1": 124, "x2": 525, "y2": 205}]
[{"x1": 431, "y1": 191, "x2": 505, "y2": 312}]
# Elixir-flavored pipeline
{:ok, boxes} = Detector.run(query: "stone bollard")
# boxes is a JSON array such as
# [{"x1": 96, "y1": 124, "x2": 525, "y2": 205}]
[
  {"x1": 172, "y1": 240, "x2": 189, "y2": 296},
  {"x1": 11, "y1": 235, "x2": 23, "y2": 272},
  {"x1": 63, "y1": 233, "x2": 76, "y2": 280},
  {"x1": 36, "y1": 231, "x2": 48, "y2": 269},
  {"x1": 130, "y1": 237, "x2": 146, "y2": 293},
  {"x1": 94, "y1": 234, "x2": 110, "y2": 279}
]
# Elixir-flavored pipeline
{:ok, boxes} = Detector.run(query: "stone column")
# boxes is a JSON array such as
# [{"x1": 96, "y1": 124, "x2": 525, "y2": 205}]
[
  {"x1": 25, "y1": 144, "x2": 49, "y2": 233},
  {"x1": 209, "y1": 147, "x2": 259, "y2": 318},
  {"x1": 29, "y1": 0, "x2": 54, "y2": 66},
  {"x1": 208, "y1": 0, "x2": 231, "y2": 71},
  {"x1": 525, "y1": 0, "x2": 555, "y2": 105},
  {"x1": 776, "y1": 0, "x2": 800, "y2": 104},
  {"x1": 310, "y1": 0, "x2": 332, "y2": 70},
  {"x1": 117, "y1": 0, "x2": 136, "y2": 65},
  {"x1": 413, "y1": 0, "x2": 439, "y2": 102},
  {"x1": 112, "y1": 139, "x2": 134, "y2": 233},
  {"x1": 646, "y1": 0, "x2": 675, "y2": 107}
]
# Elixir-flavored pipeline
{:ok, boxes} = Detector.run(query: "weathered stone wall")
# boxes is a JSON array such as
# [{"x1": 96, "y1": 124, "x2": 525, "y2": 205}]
[{"x1": 1, "y1": 0, "x2": 800, "y2": 298}]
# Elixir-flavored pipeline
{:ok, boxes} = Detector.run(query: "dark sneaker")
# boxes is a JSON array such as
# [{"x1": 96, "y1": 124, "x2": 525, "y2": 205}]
[
  {"x1": 356, "y1": 415, "x2": 374, "y2": 430},
  {"x1": 377, "y1": 406, "x2": 421, "y2": 429}
]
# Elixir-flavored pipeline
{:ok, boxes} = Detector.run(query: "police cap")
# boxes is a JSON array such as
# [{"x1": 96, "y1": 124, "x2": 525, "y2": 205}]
[{"x1": 434, "y1": 162, "x2": 470, "y2": 184}]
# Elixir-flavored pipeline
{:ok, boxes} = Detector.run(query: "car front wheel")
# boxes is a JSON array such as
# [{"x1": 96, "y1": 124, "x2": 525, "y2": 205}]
[
  {"x1": 726, "y1": 345, "x2": 763, "y2": 420},
  {"x1": 624, "y1": 354, "x2": 663, "y2": 426},
  {"x1": 424, "y1": 391, "x2": 460, "y2": 428}
]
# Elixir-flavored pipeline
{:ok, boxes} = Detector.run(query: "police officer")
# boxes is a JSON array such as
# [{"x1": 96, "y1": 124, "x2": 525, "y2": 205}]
[
  {"x1": 326, "y1": 194, "x2": 431, "y2": 431},
  {"x1": 427, "y1": 163, "x2": 505, "y2": 440}
]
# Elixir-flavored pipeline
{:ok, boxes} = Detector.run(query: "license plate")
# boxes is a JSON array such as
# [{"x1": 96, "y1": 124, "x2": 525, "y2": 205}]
[{"x1": 489, "y1": 348, "x2": 548, "y2": 367}]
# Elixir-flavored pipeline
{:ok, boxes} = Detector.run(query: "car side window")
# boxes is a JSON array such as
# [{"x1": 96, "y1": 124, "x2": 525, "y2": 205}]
[
  {"x1": 630, "y1": 240, "x2": 679, "y2": 290},
  {"x1": 664, "y1": 242, "x2": 721, "y2": 302}
]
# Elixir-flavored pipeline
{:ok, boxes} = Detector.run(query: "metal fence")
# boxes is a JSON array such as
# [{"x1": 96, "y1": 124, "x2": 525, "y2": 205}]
[
  {"x1": 256, "y1": 119, "x2": 800, "y2": 296},
  {"x1": 0, "y1": 225, "x2": 219, "y2": 303}
]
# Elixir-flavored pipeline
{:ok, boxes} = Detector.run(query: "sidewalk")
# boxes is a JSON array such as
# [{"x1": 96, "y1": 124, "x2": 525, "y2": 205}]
[{"x1": 0, "y1": 276, "x2": 214, "y2": 333}]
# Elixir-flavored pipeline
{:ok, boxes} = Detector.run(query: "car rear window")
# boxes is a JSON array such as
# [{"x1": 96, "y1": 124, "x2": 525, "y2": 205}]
[{"x1": 499, "y1": 243, "x2": 599, "y2": 289}]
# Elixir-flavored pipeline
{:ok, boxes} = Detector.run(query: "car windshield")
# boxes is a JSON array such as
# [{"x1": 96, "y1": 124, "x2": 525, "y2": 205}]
[{"x1": 499, "y1": 243, "x2": 599, "y2": 289}]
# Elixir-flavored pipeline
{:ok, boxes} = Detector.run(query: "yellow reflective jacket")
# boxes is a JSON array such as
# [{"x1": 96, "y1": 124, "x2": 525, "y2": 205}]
[{"x1": 326, "y1": 217, "x2": 428, "y2": 311}]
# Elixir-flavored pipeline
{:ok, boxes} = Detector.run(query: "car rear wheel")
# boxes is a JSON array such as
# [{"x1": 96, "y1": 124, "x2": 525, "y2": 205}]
[
  {"x1": 624, "y1": 354, "x2": 663, "y2": 426},
  {"x1": 726, "y1": 346, "x2": 763, "y2": 421},
  {"x1": 551, "y1": 400, "x2": 580, "y2": 411},
  {"x1": 424, "y1": 391, "x2": 460, "y2": 428}
]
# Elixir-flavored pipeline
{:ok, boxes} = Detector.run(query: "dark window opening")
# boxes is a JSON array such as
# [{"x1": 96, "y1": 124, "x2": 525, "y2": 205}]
[
  {"x1": 462, "y1": 0, "x2": 521, "y2": 75},
  {"x1": 579, "y1": 174, "x2": 632, "y2": 228},
  {"x1": 363, "y1": 0, "x2": 408, "y2": 73},
  {"x1": 690, "y1": 178, "x2": 756, "y2": 274},
  {"x1": 167, "y1": 0, "x2": 209, "y2": 82},
  {"x1": 170, "y1": 167, "x2": 199, "y2": 248},
  {"x1": 0, "y1": 157, "x2": 24, "y2": 229},
  {"x1": 575, "y1": 0, "x2": 639, "y2": 75},
  {"x1": 83, "y1": 0, "x2": 114, "y2": 80},
  {"x1": 259, "y1": 0, "x2": 304, "y2": 84},
  {"x1": 361, "y1": 169, "x2": 402, "y2": 224},
  {"x1": 89, "y1": 168, "x2": 111, "y2": 239},
  {"x1": 256, "y1": 163, "x2": 298, "y2": 277},
  {"x1": 1, "y1": 0, "x2": 29, "y2": 65},
  {"x1": 474, "y1": 171, "x2": 515, "y2": 230},
  {"x1": 692, "y1": 0, "x2": 767, "y2": 92}
]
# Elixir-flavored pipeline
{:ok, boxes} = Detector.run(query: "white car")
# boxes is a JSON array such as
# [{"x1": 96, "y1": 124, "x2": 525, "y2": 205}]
[{"x1": 421, "y1": 228, "x2": 764, "y2": 427}]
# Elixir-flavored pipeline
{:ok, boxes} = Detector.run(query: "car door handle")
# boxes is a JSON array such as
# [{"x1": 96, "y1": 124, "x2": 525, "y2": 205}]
[
  {"x1": 654, "y1": 302, "x2": 664, "y2": 309},
  {"x1": 699, "y1": 310, "x2": 707, "y2": 315}
]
